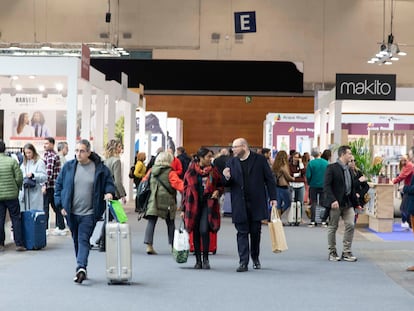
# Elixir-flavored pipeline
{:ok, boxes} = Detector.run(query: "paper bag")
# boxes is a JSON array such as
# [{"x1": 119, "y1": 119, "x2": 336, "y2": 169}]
[{"x1": 269, "y1": 206, "x2": 288, "y2": 253}]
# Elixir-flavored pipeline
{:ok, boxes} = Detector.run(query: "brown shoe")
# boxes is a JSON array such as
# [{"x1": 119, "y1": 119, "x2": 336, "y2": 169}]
[
  {"x1": 406, "y1": 266, "x2": 414, "y2": 272},
  {"x1": 146, "y1": 244, "x2": 157, "y2": 255},
  {"x1": 16, "y1": 246, "x2": 26, "y2": 252}
]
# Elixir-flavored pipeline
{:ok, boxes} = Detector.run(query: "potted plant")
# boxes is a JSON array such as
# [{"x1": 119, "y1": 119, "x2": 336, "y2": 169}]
[{"x1": 348, "y1": 138, "x2": 383, "y2": 182}]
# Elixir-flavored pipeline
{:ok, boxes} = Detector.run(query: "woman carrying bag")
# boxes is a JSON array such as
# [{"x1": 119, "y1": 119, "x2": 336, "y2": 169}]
[
  {"x1": 143, "y1": 152, "x2": 183, "y2": 254},
  {"x1": 19, "y1": 143, "x2": 47, "y2": 212},
  {"x1": 181, "y1": 148, "x2": 223, "y2": 270}
]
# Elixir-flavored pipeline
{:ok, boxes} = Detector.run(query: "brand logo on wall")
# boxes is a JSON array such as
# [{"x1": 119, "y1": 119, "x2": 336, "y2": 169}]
[{"x1": 336, "y1": 74, "x2": 396, "y2": 100}]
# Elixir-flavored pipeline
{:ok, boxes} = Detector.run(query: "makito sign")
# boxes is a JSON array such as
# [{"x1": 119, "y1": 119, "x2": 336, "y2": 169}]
[{"x1": 336, "y1": 74, "x2": 396, "y2": 100}]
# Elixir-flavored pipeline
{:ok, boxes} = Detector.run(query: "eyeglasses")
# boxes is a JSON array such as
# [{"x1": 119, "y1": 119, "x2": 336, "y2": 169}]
[
  {"x1": 349, "y1": 160, "x2": 355, "y2": 162},
  {"x1": 232, "y1": 145, "x2": 243, "y2": 149}
]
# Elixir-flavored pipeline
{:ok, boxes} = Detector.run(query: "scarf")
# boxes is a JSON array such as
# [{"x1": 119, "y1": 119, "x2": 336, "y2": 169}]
[
  {"x1": 193, "y1": 163, "x2": 214, "y2": 196},
  {"x1": 337, "y1": 159, "x2": 352, "y2": 195}
]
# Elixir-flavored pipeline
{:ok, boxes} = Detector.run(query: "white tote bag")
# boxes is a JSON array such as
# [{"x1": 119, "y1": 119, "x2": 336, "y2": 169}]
[{"x1": 172, "y1": 220, "x2": 190, "y2": 263}]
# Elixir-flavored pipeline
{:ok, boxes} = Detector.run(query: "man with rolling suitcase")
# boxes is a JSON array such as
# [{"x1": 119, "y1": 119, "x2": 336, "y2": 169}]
[{"x1": 55, "y1": 139, "x2": 115, "y2": 283}]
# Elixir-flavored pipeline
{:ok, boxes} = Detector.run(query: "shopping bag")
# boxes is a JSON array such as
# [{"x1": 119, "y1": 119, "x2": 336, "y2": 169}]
[
  {"x1": 172, "y1": 220, "x2": 190, "y2": 263},
  {"x1": 269, "y1": 205, "x2": 288, "y2": 253},
  {"x1": 109, "y1": 200, "x2": 128, "y2": 223}
]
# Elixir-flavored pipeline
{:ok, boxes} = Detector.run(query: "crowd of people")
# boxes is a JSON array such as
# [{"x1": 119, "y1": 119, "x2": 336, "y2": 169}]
[{"x1": 2, "y1": 135, "x2": 414, "y2": 283}]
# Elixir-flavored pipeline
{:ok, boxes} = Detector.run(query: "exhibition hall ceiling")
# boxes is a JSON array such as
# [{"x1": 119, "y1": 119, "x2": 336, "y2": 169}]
[{"x1": 0, "y1": 75, "x2": 67, "y2": 95}]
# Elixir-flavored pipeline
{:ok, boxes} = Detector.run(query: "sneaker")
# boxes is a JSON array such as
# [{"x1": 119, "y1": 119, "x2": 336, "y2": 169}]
[
  {"x1": 52, "y1": 228, "x2": 67, "y2": 236},
  {"x1": 329, "y1": 251, "x2": 341, "y2": 261},
  {"x1": 74, "y1": 268, "x2": 87, "y2": 284},
  {"x1": 15, "y1": 246, "x2": 26, "y2": 252},
  {"x1": 401, "y1": 222, "x2": 410, "y2": 229},
  {"x1": 341, "y1": 252, "x2": 357, "y2": 262},
  {"x1": 308, "y1": 222, "x2": 316, "y2": 227},
  {"x1": 321, "y1": 222, "x2": 328, "y2": 228}
]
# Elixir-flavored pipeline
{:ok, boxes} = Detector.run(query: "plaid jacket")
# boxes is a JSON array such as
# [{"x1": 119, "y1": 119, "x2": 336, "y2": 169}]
[{"x1": 43, "y1": 149, "x2": 61, "y2": 189}]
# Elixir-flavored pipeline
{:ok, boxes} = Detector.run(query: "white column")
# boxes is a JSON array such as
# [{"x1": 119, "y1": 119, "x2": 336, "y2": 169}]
[
  {"x1": 80, "y1": 80, "x2": 92, "y2": 142},
  {"x1": 66, "y1": 72, "x2": 78, "y2": 160},
  {"x1": 94, "y1": 90, "x2": 105, "y2": 156}
]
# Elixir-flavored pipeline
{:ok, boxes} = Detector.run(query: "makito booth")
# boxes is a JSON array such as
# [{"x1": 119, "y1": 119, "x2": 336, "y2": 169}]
[{"x1": 315, "y1": 73, "x2": 414, "y2": 233}]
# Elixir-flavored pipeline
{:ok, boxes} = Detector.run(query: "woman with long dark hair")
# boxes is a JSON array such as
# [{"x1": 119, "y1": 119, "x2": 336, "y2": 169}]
[
  {"x1": 272, "y1": 150, "x2": 295, "y2": 217},
  {"x1": 19, "y1": 143, "x2": 47, "y2": 211},
  {"x1": 181, "y1": 148, "x2": 223, "y2": 269}
]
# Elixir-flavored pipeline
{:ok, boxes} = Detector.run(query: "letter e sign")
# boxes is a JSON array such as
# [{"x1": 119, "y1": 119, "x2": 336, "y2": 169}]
[{"x1": 234, "y1": 11, "x2": 256, "y2": 33}]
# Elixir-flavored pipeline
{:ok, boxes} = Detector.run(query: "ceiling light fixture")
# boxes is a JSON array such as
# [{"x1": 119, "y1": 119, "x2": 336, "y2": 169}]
[
  {"x1": 368, "y1": 0, "x2": 407, "y2": 65},
  {"x1": 0, "y1": 42, "x2": 129, "y2": 58}
]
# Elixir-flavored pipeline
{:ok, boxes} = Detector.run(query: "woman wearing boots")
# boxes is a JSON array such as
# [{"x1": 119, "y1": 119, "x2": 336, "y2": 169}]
[
  {"x1": 143, "y1": 152, "x2": 183, "y2": 254},
  {"x1": 181, "y1": 148, "x2": 223, "y2": 269}
]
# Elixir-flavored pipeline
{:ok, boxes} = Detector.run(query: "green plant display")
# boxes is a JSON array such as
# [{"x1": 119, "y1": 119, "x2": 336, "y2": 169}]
[{"x1": 348, "y1": 138, "x2": 383, "y2": 180}]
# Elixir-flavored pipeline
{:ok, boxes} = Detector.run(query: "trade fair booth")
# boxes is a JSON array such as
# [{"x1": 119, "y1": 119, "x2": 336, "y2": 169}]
[
  {"x1": 0, "y1": 56, "x2": 139, "y2": 244},
  {"x1": 313, "y1": 83, "x2": 414, "y2": 232}
]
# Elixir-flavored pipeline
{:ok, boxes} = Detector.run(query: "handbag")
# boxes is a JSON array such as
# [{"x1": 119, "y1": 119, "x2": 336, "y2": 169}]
[
  {"x1": 172, "y1": 220, "x2": 190, "y2": 263},
  {"x1": 136, "y1": 173, "x2": 151, "y2": 220},
  {"x1": 23, "y1": 177, "x2": 36, "y2": 188},
  {"x1": 108, "y1": 200, "x2": 128, "y2": 223},
  {"x1": 268, "y1": 205, "x2": 288, "y2": 253}
]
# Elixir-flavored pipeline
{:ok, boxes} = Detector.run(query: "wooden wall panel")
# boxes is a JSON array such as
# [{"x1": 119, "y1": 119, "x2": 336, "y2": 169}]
[{"x1": 142, "y1": 94, "x2": 314, "y2": 155}]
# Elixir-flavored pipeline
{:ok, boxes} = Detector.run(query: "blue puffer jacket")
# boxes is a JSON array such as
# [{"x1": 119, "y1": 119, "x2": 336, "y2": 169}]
[{"x1": 54, "y1": 152, "x2": 115, "y2": 221}]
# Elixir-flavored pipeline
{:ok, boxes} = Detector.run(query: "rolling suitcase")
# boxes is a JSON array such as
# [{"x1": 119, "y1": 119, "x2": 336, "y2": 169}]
[
  {"x1": 189, "y1": 231, "x2": 217, "y2": 254},
  {"x1": 21, "y1": 189, "x2": 47, "y2": 250},
  {"x1": 105, "y1": 200, "x2": 132, "y2": 285},
  {"x1": 287, "y1": 189, "x2": 301, "y2": 226},
  {"x1": 222, "y1": 191, "x2": 232, "y2": 216},
  {"x1": 90, "y1": 218, "x2": 104, "y2": 249},
  {"x1": 314, "y1": 193, "x2": 326, "y2": 225}
]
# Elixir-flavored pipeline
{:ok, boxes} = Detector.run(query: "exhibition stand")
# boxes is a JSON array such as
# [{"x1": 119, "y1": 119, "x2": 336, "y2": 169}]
[{"x1": 0, "y1": 56, "x2": 139, "y2": 244}]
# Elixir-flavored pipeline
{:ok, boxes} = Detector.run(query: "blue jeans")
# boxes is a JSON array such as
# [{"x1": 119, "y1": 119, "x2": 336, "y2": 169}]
[
  {"x1": 0, "y1": 199, "x2": 24, "y2": 247},
  {"x1": 276, "y1": 186, "x2": 292, "y2": 213},
  {"x1": 67, "y1": 213, "x2": 95, "y2": 270}
]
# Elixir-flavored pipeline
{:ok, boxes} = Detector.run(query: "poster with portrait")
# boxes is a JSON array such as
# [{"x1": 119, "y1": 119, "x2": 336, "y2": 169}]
[
  {"x1": 277, "y1": 135, "x2": 290, "y2": 152},
  {"x1": 296, "y1": 135, "x2": 311, "y2": 155}
]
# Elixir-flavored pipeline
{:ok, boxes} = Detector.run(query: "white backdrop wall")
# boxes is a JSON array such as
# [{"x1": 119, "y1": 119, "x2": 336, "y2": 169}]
[{"x1": 1, "y1": 0, "x2": 414, "y2": 87}]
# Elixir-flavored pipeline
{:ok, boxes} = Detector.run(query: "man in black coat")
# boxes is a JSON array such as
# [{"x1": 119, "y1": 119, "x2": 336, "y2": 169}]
[
  {"x1": 324, "y1": 145, "x2": 359, "y2": 262},
  {"x1": 223, "y1": 138, "x2": 277, "y2": 272}
]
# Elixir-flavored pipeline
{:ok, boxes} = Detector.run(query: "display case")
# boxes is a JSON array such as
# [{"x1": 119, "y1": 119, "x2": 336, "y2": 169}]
[{"x1": 366, "y1": 183, "x2": 394, "y2": 232}]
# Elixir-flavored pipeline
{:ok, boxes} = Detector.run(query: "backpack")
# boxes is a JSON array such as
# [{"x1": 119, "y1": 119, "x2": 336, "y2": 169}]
[
  {"x1": 128, "y1": 165, "x2": 135, "y2": 179},
  {"x1": 136, "y1": 173, "x2": 151, "y2": 220}
]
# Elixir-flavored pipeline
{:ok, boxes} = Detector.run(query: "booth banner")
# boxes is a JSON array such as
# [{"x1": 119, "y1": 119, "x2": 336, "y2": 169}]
[
  {"x1": 264, "y1": 113, "x2": 414, "y2": 154},
  {"x1": 135, "y1": 111, "x2": 168, "y2": 156},
  {"x1": 167, "y1": 118, "x2": 183, "y2": 152}
]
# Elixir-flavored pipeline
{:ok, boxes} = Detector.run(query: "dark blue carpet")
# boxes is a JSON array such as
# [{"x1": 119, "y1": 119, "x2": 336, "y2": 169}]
[{"x1": 370, "y1": 223, "x2": 414, "y2": 241}]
